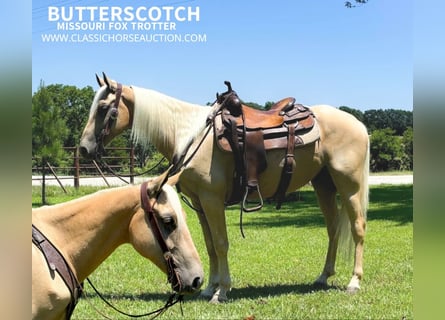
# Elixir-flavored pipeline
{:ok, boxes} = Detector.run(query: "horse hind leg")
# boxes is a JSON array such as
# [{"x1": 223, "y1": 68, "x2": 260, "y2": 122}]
[
  {"x1": 339, "y1": 190, "x2": 367, "y2": 293},
  {"x1": 330, "y1": 160, "x2": 369, "y2": 293},
  {"x1": 311, "y1": 167, "x2": 340, "y2": 288}
]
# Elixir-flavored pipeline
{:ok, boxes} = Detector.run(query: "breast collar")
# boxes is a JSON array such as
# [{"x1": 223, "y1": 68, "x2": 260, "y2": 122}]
[{"x1": 32, "y1": 225, "x2": 83, "y2": 320}]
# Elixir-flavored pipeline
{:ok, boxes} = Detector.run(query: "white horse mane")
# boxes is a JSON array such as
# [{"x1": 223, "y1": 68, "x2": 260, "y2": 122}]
[{"x1": 130, "y1": 86, "x2": 212, "y2": 158}]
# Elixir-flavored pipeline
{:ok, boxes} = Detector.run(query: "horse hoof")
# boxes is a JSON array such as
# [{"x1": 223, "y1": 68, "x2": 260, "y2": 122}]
[
  {"x1": 313, "y1": 281, "x2": 329, "y2": 290},
  {"x1": 346, "y1": 286, "x2": 360, "y2": 294},
  {"x1": 200, "y1": 286, "x2": 216, "y2": 299},
  {"x1": 209, "y1": 295, "x2": 228, "y2": 304}
]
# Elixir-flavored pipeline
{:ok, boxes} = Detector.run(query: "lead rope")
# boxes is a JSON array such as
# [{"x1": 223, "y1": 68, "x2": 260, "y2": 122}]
[{"x1": 84, "y1": 277, "x2": 184, "y2": 319}]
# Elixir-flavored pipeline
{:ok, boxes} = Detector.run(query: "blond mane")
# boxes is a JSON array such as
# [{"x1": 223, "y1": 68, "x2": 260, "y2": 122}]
[{"x1": 130, "y1": 86, "x2": 211, "y2": 158}]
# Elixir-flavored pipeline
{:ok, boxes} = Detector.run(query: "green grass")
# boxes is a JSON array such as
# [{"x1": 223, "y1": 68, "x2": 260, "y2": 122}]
[{"x1": 32, "y1": 184, "x2": 413, "y2": 319}]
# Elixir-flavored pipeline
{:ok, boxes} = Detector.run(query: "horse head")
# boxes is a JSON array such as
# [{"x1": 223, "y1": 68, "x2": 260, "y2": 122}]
[
  {"x1": 79, "y1": 73, "x2": 133, "y2": 159},
  {"x1": 130, "y1": 168, "x2": 204, "y2": 294}
]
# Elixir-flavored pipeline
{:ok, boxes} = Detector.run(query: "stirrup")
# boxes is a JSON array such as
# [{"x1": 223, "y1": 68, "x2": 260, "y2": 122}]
[{"x1": 242, "y1": 185, "x2": 264, "y2": 212}]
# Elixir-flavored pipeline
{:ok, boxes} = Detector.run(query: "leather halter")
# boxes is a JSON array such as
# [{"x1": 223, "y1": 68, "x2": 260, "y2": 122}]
[
  {"x1": 140, "y1": 181, "x2": 182, "y2": 292},
  {"x1": 97, "y1": 82, "x2": 123, "y2": 155}
]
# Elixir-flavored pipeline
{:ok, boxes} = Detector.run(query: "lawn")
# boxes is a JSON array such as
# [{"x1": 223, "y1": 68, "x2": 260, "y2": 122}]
[{"x1": 32, "y1": 184, "x2": 413, "y2": 319}]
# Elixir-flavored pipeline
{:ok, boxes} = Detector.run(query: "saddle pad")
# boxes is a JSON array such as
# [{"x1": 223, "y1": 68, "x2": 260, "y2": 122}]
[{"x1": 214, "y1": 112, "x2": 320, "y2": 153}]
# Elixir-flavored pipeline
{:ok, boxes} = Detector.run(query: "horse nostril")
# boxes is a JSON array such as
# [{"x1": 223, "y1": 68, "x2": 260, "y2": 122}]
[
  {"x1": 79, "y1": 146, "x2": 93, "y2": 159},
  {"x1": 192, "y1": 276, "x2": 203, "y2": 290},
  {"x1": 79, "y1": 146, "x2": 87, "y2": 157}
]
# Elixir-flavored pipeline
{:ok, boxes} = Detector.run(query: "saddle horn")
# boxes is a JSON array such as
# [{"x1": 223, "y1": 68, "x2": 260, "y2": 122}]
[{"x1": 224, "y1": 81, "x2": 233, "y2": 92}]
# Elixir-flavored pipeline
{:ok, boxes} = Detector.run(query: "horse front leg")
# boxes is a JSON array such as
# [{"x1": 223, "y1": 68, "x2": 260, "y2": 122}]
[
  {"x1": 193, "y1": 204, "x2": 219, "y2": 299},
  {"x1": 199, "y1": 197, "x2": 231, "y2": 303}
]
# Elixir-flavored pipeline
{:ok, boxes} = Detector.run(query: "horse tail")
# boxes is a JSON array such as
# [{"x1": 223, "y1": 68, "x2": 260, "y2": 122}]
[{"x1": 337, "y1": 134, "x2": 370, "y2": 261}]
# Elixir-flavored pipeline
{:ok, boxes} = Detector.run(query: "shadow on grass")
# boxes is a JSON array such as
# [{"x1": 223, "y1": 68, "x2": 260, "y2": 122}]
[
  {"x1": 228, "y1": 282, "x2": 341, "y2": 300},
  {"x1": 82, "y1": 282, "x2": 340, "y2": 303},
  {"x1": 82, "y1": 290, "x2": 184, "y2": 303},
  {"x1": 228, "y1": 185, "x2": 413, "y2": 229},
  {"x1": 367, "y1": 184, "x2": 412, "y2": 225}
]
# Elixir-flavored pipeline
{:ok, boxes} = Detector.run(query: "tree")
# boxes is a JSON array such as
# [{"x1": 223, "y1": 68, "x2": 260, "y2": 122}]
[
  {"x1": 34, "y1": 84, "x2": 96, "y2": 148},
  {"x1": 369, "y1": 128, "x2": 404, "y2": 172},
  {"x1": 32, "y1": 81, "x2": 68, "y2": 164},
  {"x1": 32, "y1": 81, "x2": 69, "y2": 203}
]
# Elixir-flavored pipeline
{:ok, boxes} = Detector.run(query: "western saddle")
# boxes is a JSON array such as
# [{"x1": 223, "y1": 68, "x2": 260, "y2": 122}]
[{"x1": 213, "y1": 81, "x2": 318, "y2": 213}]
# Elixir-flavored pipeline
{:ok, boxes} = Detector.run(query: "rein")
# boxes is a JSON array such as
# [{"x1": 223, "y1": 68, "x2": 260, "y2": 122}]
[
  {"x1": 84, "y1": 181, "x2": 184, "y2": 319},
  {"x1": 85, "y1": 278, "x2": 183, "y2": 320},
  {"x1": 96, "y1": 156, "x2": 168, "y2": 184}
]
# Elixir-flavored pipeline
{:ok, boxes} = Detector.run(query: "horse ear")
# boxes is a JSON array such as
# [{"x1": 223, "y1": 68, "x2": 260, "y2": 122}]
[
  {"x1": 145, "y1": 166, "x2": 172, "y2": 197},
  {"x1": 167, "y1": 169, "x2": 183, "y2": 187},
  {"x1": 102, "y1": 72, "x2": 112, "y2": 89},
  {"x1": 96, "y1": 73, "x2": 105, "y2": 87}
]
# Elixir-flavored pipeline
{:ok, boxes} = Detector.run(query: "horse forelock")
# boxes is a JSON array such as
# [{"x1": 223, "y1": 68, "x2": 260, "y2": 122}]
[
  {"x1": 130, "y1": 86, "x2": 210, "y2": 157},
  {"x1": 88, "y1": 85, "x2": 108, "y2": 118},
  {"x1": 161, "y1": 184, "x2": 186, "y2": 225}
]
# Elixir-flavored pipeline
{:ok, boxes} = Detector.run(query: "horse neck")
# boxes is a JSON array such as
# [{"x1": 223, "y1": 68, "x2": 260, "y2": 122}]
[
  {"x1": 32, "y1": 185, "x2": 140, "y2": 281},
  {"x1": 131, "y1": 87, "x2": 211, "y2": 161}
]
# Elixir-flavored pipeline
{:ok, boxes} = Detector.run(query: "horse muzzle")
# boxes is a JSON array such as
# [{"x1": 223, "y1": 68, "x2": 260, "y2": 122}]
[{"x1": 166, "y1": 255, "x2": 203, "y2": 294}]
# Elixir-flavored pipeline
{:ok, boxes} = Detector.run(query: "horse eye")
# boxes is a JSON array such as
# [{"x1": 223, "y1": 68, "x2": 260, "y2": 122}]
[
  {"x1": 163, "y1": 216, "x2": 176, "y2": 232},
  {"x1": 98, "y1": 101, "x2": 109, "y2": 111}
]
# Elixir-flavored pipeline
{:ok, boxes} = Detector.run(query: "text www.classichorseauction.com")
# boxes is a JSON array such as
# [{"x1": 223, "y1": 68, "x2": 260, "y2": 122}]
[{"x1": 40, "y1": 5, "x2": 207, "y2": 44}]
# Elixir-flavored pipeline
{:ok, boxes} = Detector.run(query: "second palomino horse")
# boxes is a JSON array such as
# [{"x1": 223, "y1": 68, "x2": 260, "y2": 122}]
[{"x1": 32, "y1": 169, "x2": 204, "y2": 319}]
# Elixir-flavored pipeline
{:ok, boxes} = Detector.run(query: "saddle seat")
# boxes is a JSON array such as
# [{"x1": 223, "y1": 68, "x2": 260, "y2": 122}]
[{"x1": 239, "y1": 97, "x2": 296, "y2": 129}]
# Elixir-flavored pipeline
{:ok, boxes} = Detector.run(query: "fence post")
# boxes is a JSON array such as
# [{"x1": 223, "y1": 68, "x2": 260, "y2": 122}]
[
  {"x1": 41, "y1": 161, "x2": 47, "y2": 205},
  {"x1": 74, "y1": 147, "x2": 80, "y2": 189},
  {"x1": 130, "y1": 144, "x2": 135, "y2": 184}
]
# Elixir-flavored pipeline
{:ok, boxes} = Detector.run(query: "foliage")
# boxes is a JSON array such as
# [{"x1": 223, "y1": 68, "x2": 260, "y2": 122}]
[
  {"x1": 32, "y1": 81, "x2": 68, "y2": 165},
  {"x1": 243, "y1": 101, "x2": 265, "y2": 110},
  {"x1": 33, "y1": 184, "x2": 412, "y2": 319},
  {"x1": 41, "y1": 84, "x2": 95, "y2": 148},
  {"x1": 339, "y1": 106, "x2": 413, "y2": 172},
  {"x1": 345, "y1": 0, "x2": 368, "y2": 8},
  {"x1": 363, "y1": 109, "x2": 412, "y2": 135},
  {"x1": 402, "y1": 127, "x2": 413, "y2": 170},
  {"x1": 370, "y1": 128, "x2": 404, "y2": 172}
]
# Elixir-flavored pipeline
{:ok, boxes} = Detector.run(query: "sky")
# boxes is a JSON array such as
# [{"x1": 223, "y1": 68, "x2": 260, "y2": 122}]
[{"x1": 32, "y1": 0, "x2": 413, "y2": 111}]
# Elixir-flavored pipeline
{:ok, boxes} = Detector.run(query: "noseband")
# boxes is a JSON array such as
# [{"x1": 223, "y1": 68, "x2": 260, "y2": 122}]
[
  {"x1": 140, "y1": 182, "x2": 182, "y2": 292},
  {"x1": 97, "y1": 82, "x2": 123, "y2": 155}
]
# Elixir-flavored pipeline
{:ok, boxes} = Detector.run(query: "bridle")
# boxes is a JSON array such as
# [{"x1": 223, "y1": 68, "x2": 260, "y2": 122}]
[
  {"x1": 140, "y1": 180, "x2": 182, "y2": 292},
  {"x1": 96, "y1": 82, "x2": 123, "y2": 156}
]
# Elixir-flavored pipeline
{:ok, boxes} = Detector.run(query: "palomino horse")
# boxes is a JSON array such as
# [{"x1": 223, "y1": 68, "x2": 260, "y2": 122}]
[
  {"x1": 79, "y1": 73, "x2": 369, "y2": 303},
  {"x1": 32, "y1": 169, "x2": 204, "y2": 320}
]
